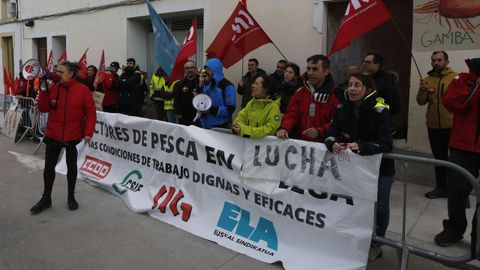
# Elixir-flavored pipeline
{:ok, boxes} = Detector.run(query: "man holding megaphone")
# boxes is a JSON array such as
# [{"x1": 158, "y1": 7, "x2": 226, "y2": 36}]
[{"x1": 30, "y1": 61, "x2": 96, "y2": 215}]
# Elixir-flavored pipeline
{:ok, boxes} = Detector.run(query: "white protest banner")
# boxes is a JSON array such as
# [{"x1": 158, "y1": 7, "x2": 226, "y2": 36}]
[
  {"x1": 240, "y1": 137, "x2": 382, "y2": 202},
  {"x1": 58, "y1": 112, "x2": 378, "y2": 270}
]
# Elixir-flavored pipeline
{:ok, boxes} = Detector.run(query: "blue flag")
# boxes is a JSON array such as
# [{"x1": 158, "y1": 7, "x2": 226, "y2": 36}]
[{"x1": 145, "y1": 0, "x2": 180, "y2": 75}]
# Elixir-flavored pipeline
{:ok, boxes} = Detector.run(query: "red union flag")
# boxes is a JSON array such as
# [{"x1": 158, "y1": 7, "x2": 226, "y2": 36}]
[
  {"x1": 78, "y1": 48, "x2": 89, "y2": 78},
  {"x1": 57, "y1": 50, "x2": 67, "y2": 64},
  {"x1": 170, "y1": 18, "x2": 197, "y2": 83},
  {"x1": 328, "y1": 0, "x2": 391, "y2": 56},
  {"x1": 46, "y1": 50, "x2": 54, "y2": 71},
  {"x1": 206, "y1": 2, "x2": 272, "y2": 68},
  {"x1": 93, "y1": 49, "x2": 105, "y2": 90},
  {"x1": 3, "y1": 67, "x2": 10, "y2": 95}
]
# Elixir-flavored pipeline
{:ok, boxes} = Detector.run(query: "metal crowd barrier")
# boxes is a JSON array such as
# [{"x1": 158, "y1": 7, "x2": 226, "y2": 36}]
[
  {"x1": 1, "y1": 94, "x2": 15, "y2": 116},
  {"x1": 33, "y1": 112, "x2": 48, "y2": 154},
  {"x1": 211, "y1": 128, "x2": 480, "y2": 269},
  {"x1": 15, "y1": 95, "x2": 38, "y2": 144},
  {"x1": 377, "y1": 153, "x2": 480, "y2": 270}
]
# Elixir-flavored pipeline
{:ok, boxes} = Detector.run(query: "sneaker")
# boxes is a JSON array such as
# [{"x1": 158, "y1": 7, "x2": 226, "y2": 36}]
[
  {"x1": 30, "y1": 197, "x2": 52, "y2": 215},
  {"x1": 425, "y1": 187, "x2": 448, "y2": 199},
  {"x1": 368, "y1": 245, "x2": 383, "y2": 262},
  {"x1": 434, "y1": 230, "x2": 463, "y2": 247},
  {"x1": 67, "y1": 198, "x2": 79, "y2": 211}
]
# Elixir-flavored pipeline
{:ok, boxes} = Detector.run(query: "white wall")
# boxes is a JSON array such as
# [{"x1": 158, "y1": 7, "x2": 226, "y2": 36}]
[
  {"x1": 16, "y1": 0, "x2": 473, "y2": 154},
  {"x1": 0, "y1": 23, "x2": 22, "y2": 94},
  {"x1": 205, "y1": 0, "x2": 324, "y2": 81},
  {"x1": 395, "y1": 49, "x2": 480, "y2": 153}
]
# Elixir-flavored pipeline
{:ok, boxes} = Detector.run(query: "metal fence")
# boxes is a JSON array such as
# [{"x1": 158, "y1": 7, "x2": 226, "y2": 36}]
[
  {"x1": 15, "y1": 95, "x2": 38, "y2": 144},
  {"x1": 377, "y1": 153, "x2": 479, "y2": 270},
  {"x1": 211, "y1": 127, "x2": 480, "y2": 269}
]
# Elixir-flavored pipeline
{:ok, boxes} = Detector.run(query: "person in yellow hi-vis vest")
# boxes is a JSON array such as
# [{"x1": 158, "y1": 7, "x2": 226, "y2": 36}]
[
  {"x1": 149, "y1": 67, "x2": 169, "y2": 121},
  {"x1": 164, "y1": 80, "x2": 177, "y2": 123}
]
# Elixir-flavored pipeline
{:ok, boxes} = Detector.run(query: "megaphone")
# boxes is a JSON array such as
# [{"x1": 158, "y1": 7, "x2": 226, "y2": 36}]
[
  {"x1": 192, "y1": 93, "x2": 212, "y2": 123},
  {"x1": 21, "y1": 59, "x2": 44, "y2": 81}
]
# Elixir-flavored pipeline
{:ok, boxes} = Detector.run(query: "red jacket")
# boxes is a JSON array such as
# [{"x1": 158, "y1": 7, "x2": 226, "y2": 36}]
[
  {"x1": 37, "y1": 79, "x2": 96, "y2": 142},
  {"x1": 101, "y1": 72, "x2": 119, "y2": 107},
  {"x1": 443, "y1": 69, "x2": 480, "y2": 153},
  {"x1": 280, "y1": 75, "x2": 339, "y2": 142}
]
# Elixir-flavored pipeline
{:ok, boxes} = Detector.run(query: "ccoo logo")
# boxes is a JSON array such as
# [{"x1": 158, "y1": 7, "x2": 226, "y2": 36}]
[{"x1": 80, "y1": 155, "x2": 112, "y2": 179}]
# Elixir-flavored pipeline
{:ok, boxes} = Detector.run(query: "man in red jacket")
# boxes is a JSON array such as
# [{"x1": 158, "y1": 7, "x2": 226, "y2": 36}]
[
  {"x1": 276, "y1": 54, "x2": 338, "y2": 142},
  {"x1": 101, "y1": 63, "x2": 120, "y2": 113},
  {"x1": 30, "y1": 61, "x2": 96, "y2": 214},
  {"x1": 434, "y1": 58, "x2": 480, "y2": 249}
]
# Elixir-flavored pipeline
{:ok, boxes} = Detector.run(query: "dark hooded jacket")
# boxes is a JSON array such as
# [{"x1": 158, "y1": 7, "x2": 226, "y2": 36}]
[
  {"x1": 237, "y1": 68, "x2": 266, "y2": 108},
  {"x1": 324, "y1": 91, "x2": 393, "y2": 175},
  {"x1": 372, "y1": 70, "x2": 401, "y2": 116},
  {"x1": 116, "y1": 65, "x2": 143, "y2": 106},
  {"x1": 200, "y1": 58, "x2": 236, "y2": 129}
]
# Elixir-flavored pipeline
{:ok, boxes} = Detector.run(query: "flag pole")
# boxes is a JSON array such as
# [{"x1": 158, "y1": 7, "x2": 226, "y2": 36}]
[
  {"x1": 241, "y1": 58, "x2": 244, "y2": 77},
  {"x1": 389, "y1": 16, "x2": 422, "y2": 79},
  {"x1": 271, "y1": 42, "x2": 288, "y2": 62}
]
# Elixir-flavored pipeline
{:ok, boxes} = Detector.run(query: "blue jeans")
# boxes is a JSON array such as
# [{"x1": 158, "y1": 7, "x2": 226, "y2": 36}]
[
  {"x1": 376, "y1": 175, "x2": 394, "y2": 238},
  {"x1": 166, "y1": 110, "x2": 177, "y2": 123}
]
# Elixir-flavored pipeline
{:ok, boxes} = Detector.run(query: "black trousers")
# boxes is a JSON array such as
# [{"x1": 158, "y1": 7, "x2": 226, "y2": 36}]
[
  {"x1": 427, "y1": 128, "x2": 451, "y2": 189},
  {"x1": 103, "y1": 105, "x2": 118, "y2": 113},
  {"x1": 445, "y1": 149, "x2": 480, "y2": 255},
  {"x1": 43, "y1": 138, "x2": 80, "y2": 199}
]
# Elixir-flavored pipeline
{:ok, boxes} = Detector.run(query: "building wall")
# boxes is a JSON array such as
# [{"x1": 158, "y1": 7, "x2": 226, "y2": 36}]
[
  {"x1": 16, "y1": 0, "x2": 323, "y2": 77},
  {"x1": 396, "y1": 49, "x2": 478, "y2": 153},
  {"x1": 0, "y1": 23, "x2": 22, "y2": 91},
  {"x1": 4, "y1": 0, "x2": 476, "y2": 154}
]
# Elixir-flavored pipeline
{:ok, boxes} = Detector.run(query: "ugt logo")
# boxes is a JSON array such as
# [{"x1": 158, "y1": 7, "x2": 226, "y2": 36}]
[
  {"x1": 80, "y1": 155, "x2": 112, "y2": 179},
  {"x1": 112, "y1": 170, "x2": 144, "y2": 195},
  {"x1": 217, "y1": 201, "x2": 278, "y2": 251},
  {"x1": 151, "y1": 185, "x2": 192, "y2": 222},
  {"x1": 345, "y1": 0, "x2": 372, "y2": 16}
]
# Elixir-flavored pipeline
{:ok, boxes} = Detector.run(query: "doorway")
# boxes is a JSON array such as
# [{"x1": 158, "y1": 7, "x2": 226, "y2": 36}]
[{"x1": 327, "y1": 0, "x2": 413, "y2": 138}]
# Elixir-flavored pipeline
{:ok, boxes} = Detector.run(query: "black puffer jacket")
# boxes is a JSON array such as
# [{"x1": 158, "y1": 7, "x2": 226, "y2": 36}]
[
  {"x1": 237, "y1": 68, "x2": 267, "y2": 108},
  {"x1": 278, "y1": 78, "x2": 302, "y2": 113},
  {"x1": 373, "y1": 70, "x2": 401, "y2": 117},
  {"x1": 324, "y1": 91, "x2": 394, "y2": 176}
]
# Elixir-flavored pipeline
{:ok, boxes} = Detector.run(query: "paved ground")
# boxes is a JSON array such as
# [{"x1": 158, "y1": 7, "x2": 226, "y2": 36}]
[{"x1": 0, "y1": 136, "x2": 478, "y2": 270}]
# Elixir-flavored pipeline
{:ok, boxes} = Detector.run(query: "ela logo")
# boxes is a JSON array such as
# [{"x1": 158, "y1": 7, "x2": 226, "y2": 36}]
[
  {"x1": 113, "y1": 170, "x2": 143, "y2": 195},
  {"x1": 217, "y1": 201, "x2": 278, "y2": 251}
]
